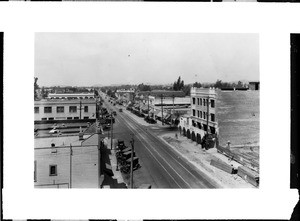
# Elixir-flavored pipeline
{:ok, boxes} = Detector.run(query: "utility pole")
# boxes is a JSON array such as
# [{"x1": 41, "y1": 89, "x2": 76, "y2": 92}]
[
  {"x1": 161, "y1": 94, "x2": 164, "y2": 125},
  {"x1": 79, "y1": 100, "x2": 82, "y2": 120},
  {"x1": 172, "y1": 95, "x2": 175, "y2": 126},
  {"x1": 148, "y1": 93, "x2": 150, "y2": 118},
  {"x1": 130, "y1": 135, "x2": 134, "y2": 189},
  {"x1": 70, "y1": 144, "x2": 73, "y2": 188},
  {"x1": 97, "y1": 118, "x2": 101, "y2": 188},
  {"x1": 206, "y1": 96, "x2": 209, "y2": 149},
  {"x1": 111, "y1": 112, "x2": 113, "y2": 150}
]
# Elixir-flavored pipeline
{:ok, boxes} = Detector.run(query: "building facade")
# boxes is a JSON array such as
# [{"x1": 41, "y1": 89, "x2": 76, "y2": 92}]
[
  {"x1": 179, "y1": 87, "x2": 218, "y2": 148},
  {"x1": 48, "y1": 93, "x2": 95, "y2": 99},
  {"x1": 34, "y1": 99, "x2": 97, "y2": 122},
  {"x1": 34, "y1": 134, "x2": 99, "y2": 188},
  {"x1": 248, "y1": 81, "x2": 260, "y2": 90}
]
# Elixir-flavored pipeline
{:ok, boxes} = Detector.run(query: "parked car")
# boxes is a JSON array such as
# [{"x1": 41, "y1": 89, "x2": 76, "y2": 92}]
[
  {"x1": 103, "y1": 124, "x2": 111, "y2": 130},
  {"x1": 119, "y1": 108, "x2": 123, "y2": 112},
  {"x1": 144, "y1": 116, "x2": 157, "y2": 124}
]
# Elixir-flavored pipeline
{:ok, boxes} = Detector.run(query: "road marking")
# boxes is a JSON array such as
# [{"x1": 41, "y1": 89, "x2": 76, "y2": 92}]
[
  {"x1": 118, "y1": 113, "x2": 190, "y2": 188},
  {"x1": 120, "y1": 110, "x2": 215, "y2": 188},
  {"x1": 123, "y1": 118, "x2": 183, "y2": 188}
]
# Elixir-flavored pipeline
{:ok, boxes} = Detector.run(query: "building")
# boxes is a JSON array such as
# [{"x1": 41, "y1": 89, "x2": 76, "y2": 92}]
[
  {"x1": 115, "y1": 89, "x2": 135, "y2": 103},
  {"x1": 34, "y1": 134, "x2": 100, "y2": 188},
  {"x1": 178, "y1": 87, "x2": 218, "y2": 148},
  {"x1": 34, "y1": 99, "x2": 97, "y2": 122},
  {"x1": 132, "y1": 90, "x2": 190, "y2": 124},
  {"x1": 48, "y1": 93, "x2": 95, "y2": 99},
  {"x1": 248, "y1": 81, "x2": 260, "y2": 90}
]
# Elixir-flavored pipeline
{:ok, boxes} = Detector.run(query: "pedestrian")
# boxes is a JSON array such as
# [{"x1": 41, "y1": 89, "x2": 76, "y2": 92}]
[{"x1": 175, "y1": 133, "x2": 178, "y2": 139}]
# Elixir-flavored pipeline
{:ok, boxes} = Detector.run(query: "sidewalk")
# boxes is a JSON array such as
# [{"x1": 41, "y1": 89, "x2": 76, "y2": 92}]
[
  {"x1": 160, "y1": 132, "x2": 255, "y2": 188},
  {"x1": 101, "y1": 138, "x2": 127, "y2": 188}
]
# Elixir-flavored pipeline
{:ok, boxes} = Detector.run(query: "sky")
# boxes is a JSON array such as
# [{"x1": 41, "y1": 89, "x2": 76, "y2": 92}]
[{"x1": 35, "y1": 33, "x2": 259, "y2": 87}]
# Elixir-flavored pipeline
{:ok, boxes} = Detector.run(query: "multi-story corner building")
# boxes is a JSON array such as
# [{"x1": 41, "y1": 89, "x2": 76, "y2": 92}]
[
  {"x1": 178, "y1": 87, "x2": 218, "y2": 148},
  {"x1": 34, "y1": 99, "x2": 97, "y2": 122}
]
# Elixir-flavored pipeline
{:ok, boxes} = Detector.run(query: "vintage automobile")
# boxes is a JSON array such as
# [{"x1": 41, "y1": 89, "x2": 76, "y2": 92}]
[{"x1": 120, "y1": 157, "x2": 140, "y2": 174}]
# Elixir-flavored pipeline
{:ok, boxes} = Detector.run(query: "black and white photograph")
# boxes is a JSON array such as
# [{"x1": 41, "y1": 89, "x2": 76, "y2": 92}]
[
  {"x1": 34, "y1": 33, "x2": 259, "y2": 189},
  {"x1": 2, "y1": 3, "x2": 299, "y2": 220}
]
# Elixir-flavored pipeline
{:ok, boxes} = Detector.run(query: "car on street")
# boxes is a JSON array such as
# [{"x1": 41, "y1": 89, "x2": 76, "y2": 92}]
[
  {"x1": 144, "y1": 116, "x2": 157, "y2": 124},
  {"x1": 119, "y1": 108, "x2": 123, "y2": 112},
  {"x1": 103, "y1": 124, "x2": 111, "y2": 130}
]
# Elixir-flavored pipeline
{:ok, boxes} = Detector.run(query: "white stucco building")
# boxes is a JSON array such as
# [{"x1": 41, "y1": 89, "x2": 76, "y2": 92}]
[
  {"x1": 178, "y1": 87, "x2": 218, "y2": 148},
  {"x1": 34, "y1": 99, "x2": 97, "y2": 122}
]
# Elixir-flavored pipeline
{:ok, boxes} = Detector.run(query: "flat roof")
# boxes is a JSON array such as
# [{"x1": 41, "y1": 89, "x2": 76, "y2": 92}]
[
  {"x1": 35, "y1": 99, "x2": 96, "y2": 105},
  {"x1": 35, "y1": 134, "x2": 91, "y2": 149}
]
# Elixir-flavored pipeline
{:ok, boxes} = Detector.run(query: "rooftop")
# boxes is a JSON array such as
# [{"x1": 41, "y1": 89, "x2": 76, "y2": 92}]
[
  {"x1": 138, "y1": 90, "x2": 186, "y2": 98},
  {"x1": 34, "y1": 99, "x2": 96, "y2": 105},
  {"x1": 34, "y1": 134, "x2": 90, "y2": 148}
]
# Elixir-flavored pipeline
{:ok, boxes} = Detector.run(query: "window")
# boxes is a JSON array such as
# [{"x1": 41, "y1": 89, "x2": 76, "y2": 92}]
[
  {"x1": 57, "y1": 106, "x2": 64, "y2": 113},
  {"x1": 200, "y1": 98, "x2": 202, "y2": 106},
  {"x1": 200, "y1": 111, "x2": 202, "y2": 118},
  {"x1": 48, "y1": 117, "x2": 54, "y2": 120},
  {"x1": 197, "y1": 122, "x2": 202, "y2": 129},
  {"x1": 41, "y1": 118, "x2": 47, "y2": 120},
  {"x1": 210, "y1": 126, "x2": 216, "y2": 134},
  {"x1": 67, "y1": 117, "x2": 72, "y2": 120},
  {"x1": 203, "y1": 99, "x2": 206, "y2": 106},
  {"x1": 74, "y1": 117, "x2": 79, "y2": 119},
  {"x1": 197, "y1": 98, "x2": 200, "y2": 105},
  {"x1": 203, "y1": 112, "x2": 206, "y2": 119},
  {"x1": 84, "y1": 106, "x2": 88, "y2": 113},
  {"x1": 192, "y1": 109, "x2": 196, "y2": 116},
  {"x1": 84, "y1": 116, "x2": 89, "y2": 119},
  {"x1": 197, "y1": 110, "x2": 200, "y2": 117},
  {"x1": 69, "y1": 106, "x2": 77, "y2": 113},
  {"x1": 44, "y1": 106, "x2": 52, "y2": 113},
  {"x1": 34, "y1": 161, "x2": 37, "y2": 182},
  {"x1": 211, "y1": 113, "x2": 215, "y2": 122},
  {"x1": 192, "y1": 97, "x2": 196, "y2": 105},
  {"x1": 34, "y1": 107, "x2": 39, "y2": 113},
  {"x1": 49, "y1": 165, "x2": 57, "y2": 176},
  {"x1": 211, "y1": 99, "x2": 215, "y2": 108}
]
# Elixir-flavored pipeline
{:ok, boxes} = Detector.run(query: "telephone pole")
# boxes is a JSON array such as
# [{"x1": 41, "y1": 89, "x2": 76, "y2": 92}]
[
  {"x1": 111, "y1": 112, "x2": 113, "y2": 150},
  {"x1": 161, "y1": 94, "x2": 164, "y2": 125},
  {"x1": 97, "y1": 118, "x2": 101, "y2": 188},
  {"x1": 206, "y1": 96, "x2": 209, "y2": 149},
  {"x1": 130, "y1": 135, "x2": 135, "y2": 189},
  {"x1": 70, "y1": 144, "x2": 73, "y2": 188},
  {"x1": 148, "y1": 93, "x2": 150, "y2": 118},
  {"x1": 79, "y1": 100, "x2": 82, "y2": 120}
]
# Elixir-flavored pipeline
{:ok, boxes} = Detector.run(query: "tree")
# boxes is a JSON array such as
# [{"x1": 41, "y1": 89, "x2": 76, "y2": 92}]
[
  {"x1": 94, "y1": 89, "x2": 99, "y2": 96},
  {"x1": 137, "y1": 83, "x2": 151, "y2": 92},
  {"x1": 41, "y1": 87, "x2": 48, "y2": 99},
  {"x1": 34, "y1": 77, "x2": 39, "y2": 100},
  {"x1": 173, "y1": 76, "x2": 184, "y2": 91},
  {"x1": 214, "y1": 79, "x2": 223, "y2": 89},
  {"x1": 193, "y1": 82, "x2": 202, "y2": 88},
  {"x1": 183, "y1": 85, "x2": 191, "y2": 96},
  {"x1": 237, "y1": 81, "x2": 243, "y2": 88}
]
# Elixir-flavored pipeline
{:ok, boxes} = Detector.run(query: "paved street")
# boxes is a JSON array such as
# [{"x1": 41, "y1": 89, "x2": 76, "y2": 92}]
[{"x1": 102, "y1": 98, "x2": 219, "y2": 188}]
